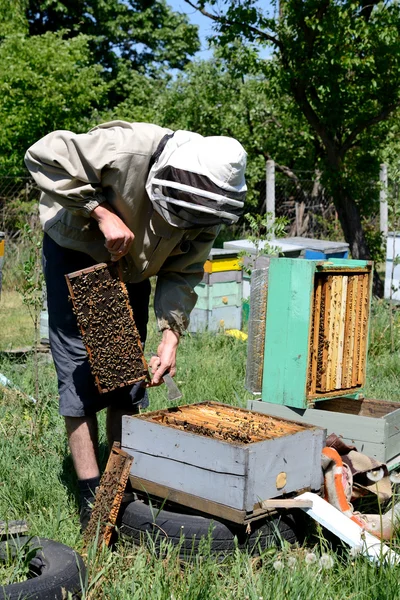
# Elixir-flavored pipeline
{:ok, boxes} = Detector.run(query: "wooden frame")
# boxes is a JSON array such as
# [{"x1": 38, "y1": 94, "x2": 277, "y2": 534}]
[
  {"x1": 261, "y1": 258, "x2": 373, "y2": 409},
  {"x1": 65, "y1": 262, "x2": 149, "y2": 394}
]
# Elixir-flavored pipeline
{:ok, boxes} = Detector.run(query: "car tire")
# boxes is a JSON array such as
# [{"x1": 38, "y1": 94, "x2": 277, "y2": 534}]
[
  {"x1": 0, "y1": 536, "x2": 85, "y2": 600},
  {"x1": 120, "y1": 499, "x2": 301, "y2": 559}
]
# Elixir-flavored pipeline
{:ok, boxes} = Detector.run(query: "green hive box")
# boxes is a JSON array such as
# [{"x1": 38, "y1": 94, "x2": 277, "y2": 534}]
[
  {"x1": 262, "y1": 258, "x2": 373, "y2": 409},
  {"x1": 189, "y1": 249, "x2": 243, "y2": 332}
]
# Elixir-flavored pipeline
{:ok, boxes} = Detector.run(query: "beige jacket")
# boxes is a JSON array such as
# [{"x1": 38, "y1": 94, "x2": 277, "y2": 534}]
[{"x1": 25, "y1": 121, "x2": 219, "y2": 334}]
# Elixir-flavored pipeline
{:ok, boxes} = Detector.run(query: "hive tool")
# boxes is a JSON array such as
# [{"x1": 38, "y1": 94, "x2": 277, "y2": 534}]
[{"x1": 151, "y1": 353, "x2": 182, "y2": 401}]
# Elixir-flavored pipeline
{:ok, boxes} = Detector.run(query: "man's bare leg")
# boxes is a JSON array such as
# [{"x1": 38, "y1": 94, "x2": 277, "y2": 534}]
[
  {"x1": 65, "y1": 415, "x2": 100, "y2": 479},
  {"x1": 106, "y1": 406, "x2": 137, "y2": 450},
  {"x1": 65, "y1": 415, "x2": 101, "y2": 531}
]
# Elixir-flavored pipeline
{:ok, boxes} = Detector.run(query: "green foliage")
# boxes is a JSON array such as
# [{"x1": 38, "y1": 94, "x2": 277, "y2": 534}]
[
  {"x1": 0, "y1": 0, "x2": 28, "y2": 36},
  {"x1": 0, "y1": 31, "x2": 108, "y2": 172},
  {"x1": 191, "y1": 0, "x2": 400, "y2": 267},
  {"x1": 136, "y1": 56, "x2": 315, "y2": 211},
  {"x1": 0, "y1": 536, "x2": 43, "y2": 585},
  {"x1": 239, "y1": 212, "x2": 289, "y2": 275},
  {"x1": 25, "y1": 0, "x2": 199, "y2": 74}
]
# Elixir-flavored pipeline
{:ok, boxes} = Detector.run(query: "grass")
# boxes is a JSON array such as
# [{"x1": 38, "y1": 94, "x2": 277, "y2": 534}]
[{"x1": 2, "y1": 259, "x2": 400, "y2": 598}]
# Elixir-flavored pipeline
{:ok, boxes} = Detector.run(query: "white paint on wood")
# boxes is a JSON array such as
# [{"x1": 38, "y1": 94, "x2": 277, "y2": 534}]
[
  {"x1": 266, "y1": 159, "x2": 275, "y2": 232},
  {"x1": 298, "y1": 492, "x2": 399, "y2": 565},
  {"x1": 380, "y1": 164, "x2": 388, "y2": 237}
]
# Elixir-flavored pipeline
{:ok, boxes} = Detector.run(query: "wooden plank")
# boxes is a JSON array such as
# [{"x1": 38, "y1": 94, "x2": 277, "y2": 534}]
[
  {"x1": 358, "y1": 273, "x2": 370, "y2": 385},
  {"x1": 258, "y1": 499, "x2": 313, "y2": 509},
  {"x1": 308, "y1": 276, "x2": 322, "y2": 396},
  {"x1": 321, "y1": 275, "x2": 332, "y2": 392},
  {"x1": 262, "y1": 259, "x2": 316, "y2": 408},
  {"x1": 336, "y1": 275, "x2": 348, "y2": 389},
  {"x1": 352, "y1": 274, "x2": 364, "y2": 388},
  {"x1": 342, "y1": 275, "x2": 357, "y2": 389},
  {"x1": 0, "y1": 521, "x2": 28, "y2": 537},
  {"x1": 126, "y1": 449, "x2": 247, "y2": 509},
  {"x1": 122, "y1": 415, "x2": 247, "y2": 476},
  {"x1": 128, "y1": 476, "x2": 248, "y2": 524}
]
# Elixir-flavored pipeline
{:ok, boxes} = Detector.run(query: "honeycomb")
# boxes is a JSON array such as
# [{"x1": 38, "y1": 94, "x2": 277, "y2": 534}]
[{"x1": 65, "y1": 263, "x2": 148, "y2": 394}]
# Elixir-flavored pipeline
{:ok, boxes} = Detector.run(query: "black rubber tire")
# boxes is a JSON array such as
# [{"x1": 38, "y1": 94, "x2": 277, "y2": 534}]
[
  {"x1": 0, "y1": 537, "x2": 85, "y2": 600},
  {"x1": 120, "y1": 499, "x2": 301, "y2": 559}
]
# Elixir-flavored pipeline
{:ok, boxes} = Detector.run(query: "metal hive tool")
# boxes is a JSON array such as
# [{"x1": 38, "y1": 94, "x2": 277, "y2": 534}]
[{"x1": 65, "y1": 262, "x2": 149, "y2": 394}]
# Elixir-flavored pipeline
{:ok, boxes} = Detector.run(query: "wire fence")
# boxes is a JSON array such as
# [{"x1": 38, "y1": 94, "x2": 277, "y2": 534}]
[
  {"x1": 0, "y1": 169, "x2": 383, "y2": 242},
  {"x1": 0, "y1": 174, "x2": 41, "y2": 236},
  {"x1": 254, "y1": 170, "x2": 340, "y2": 239}
]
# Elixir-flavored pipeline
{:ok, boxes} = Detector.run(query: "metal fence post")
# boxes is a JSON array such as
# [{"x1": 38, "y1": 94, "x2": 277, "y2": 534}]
[
  {"x1": 380, "y1": 163, "x2": 388, "y2": 237},
  {"x1": 266, "y1": 159, "x2": 275, "y2": 234}
]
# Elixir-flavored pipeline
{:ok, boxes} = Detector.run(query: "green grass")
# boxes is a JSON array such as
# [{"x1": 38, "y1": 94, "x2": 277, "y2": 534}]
[{"x1": 3, "y1": 261, "x2": 400, "y2": 597}]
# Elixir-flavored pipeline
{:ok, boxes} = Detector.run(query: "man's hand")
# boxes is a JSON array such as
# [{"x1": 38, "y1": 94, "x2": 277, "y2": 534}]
[
  {"x1": 91, "y1": 203, "x2": 134, "y2": 261},
  {"x1": 148, "y1": 329, "x2": 180, "y2": 386}
]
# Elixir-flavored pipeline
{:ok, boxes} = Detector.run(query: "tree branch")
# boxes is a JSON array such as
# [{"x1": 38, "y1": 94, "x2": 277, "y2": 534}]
[
  {"x1": 296, "y1": 0, "x2": 331, "y2": 57},
  {"x1": 340, "y1": 100, "x2": 400, "y2": 157},
  {"x1": 183, "y1": 0, "x2": 282, "y2": 49},
  {"x1": 290, "y1": 80, "x2": 338, "y2": 166},
  {"x1": 359, "y1": 0, "x2": 381, "y2": 22}
]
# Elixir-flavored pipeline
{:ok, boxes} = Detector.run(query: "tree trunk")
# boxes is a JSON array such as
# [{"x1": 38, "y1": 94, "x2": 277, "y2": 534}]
[{"x1": 332, "y1": 186, "x2": 383, "y2": 297}]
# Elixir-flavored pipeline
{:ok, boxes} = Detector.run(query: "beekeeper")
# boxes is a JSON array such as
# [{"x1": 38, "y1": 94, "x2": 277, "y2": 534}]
[{"x1": 25, "y1": 121, "x2": 247, "y2": 529}]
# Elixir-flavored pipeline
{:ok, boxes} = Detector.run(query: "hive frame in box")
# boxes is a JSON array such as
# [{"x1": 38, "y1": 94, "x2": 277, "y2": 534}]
[
  {"x1": 246, "y1": 257, "x2": 400, "y2": 468},
  {"x1": 121, "y1": 401, "x2": 325, "y2": 524},
  {"x1": 261, "y1": 258, "x2": 373, "y2": 409}
]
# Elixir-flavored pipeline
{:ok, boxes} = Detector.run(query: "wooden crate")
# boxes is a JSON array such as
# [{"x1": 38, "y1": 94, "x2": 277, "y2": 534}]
[
  {"x1": 262, "y1": 258, "x2": 373, "y2": 409},
  {"x1": 121, "y1": 402, "x2": 325, "y2": 522},
  {"x1": 248, "y1": 398, "x2": 400, "y2": 468}
]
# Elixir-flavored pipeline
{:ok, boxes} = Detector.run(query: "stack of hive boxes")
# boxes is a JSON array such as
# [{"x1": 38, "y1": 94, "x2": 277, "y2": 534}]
[{"x1": 188, "y1": 249, "x2": 243, "y2": 332}]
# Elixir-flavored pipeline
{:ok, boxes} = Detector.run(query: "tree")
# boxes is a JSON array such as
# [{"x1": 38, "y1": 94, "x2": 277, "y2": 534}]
[
  {"x1": 0, "y1": 32, "x2": 108, "y2": 172},
  {"x1": 25, "y1": 0, "x2": 200, "y2": 74},
  {"x1": 186, "y1": 0, "x2": 400, "y2": 294},
  {"x1": 139, "y1": 55, "x2": 317, "y2": 211}
]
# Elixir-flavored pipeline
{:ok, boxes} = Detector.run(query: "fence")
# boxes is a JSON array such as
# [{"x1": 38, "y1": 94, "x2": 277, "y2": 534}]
[
  {"x1": 0, "y1": 166, "x2": 387, "y2": 241},
  {"x1": 255, "y1": 165, "x2": 339, "y2": 239},
  {"x1": 0, "y1": 174, "x2": 41, "y2": 236}
]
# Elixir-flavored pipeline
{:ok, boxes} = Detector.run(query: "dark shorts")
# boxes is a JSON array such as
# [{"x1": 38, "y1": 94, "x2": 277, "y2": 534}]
[{"x1": 42, "y1": 234, "x2": 151, "y2": 417}]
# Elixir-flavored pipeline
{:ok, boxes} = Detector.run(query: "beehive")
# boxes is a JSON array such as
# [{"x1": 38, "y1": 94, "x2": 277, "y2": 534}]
[
  {"x1": 121, "y1": 401, "x2": 325, "y2": 519},
  {"x1": 65, "y1": 263, "x2": 148, "y2": 394},
  {"x1": 261, "y1": 258, "x2": 373, "y2": 409},
  {"x1": 189, "y1": 249, "x2": 243, "y2": 332}
]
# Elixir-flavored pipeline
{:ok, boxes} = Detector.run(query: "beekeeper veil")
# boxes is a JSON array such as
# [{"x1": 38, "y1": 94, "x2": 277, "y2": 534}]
[{"x1": 146, "y1": 130, "x2": 247, "y2": 229}]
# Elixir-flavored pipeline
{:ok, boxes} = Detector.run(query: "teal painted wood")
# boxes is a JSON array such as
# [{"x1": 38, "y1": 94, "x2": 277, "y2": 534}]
[
  {"x1": 195, "y1": 281, "x2": 242, "y2": 310},
  {"x1": 260, "y1": 257, "x2": 373, "y2": 409},
  {"x1": 321, "y1": 258, "x2": 370, "y2": 269},
  {"x1": 262, "y1": 258, "x2": 316, "y2": 408},
  {"x1": 188, "y1": 306, "x2": 242, "y2": 332}
]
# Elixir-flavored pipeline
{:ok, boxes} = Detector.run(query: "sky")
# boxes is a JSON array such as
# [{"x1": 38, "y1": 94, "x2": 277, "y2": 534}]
[
  {"x1": 167, "y1": 0, "x2": 275, "y2": 60},
  {"x1": 168, "y1": 0, "x2": 218, "y2": 59}
]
